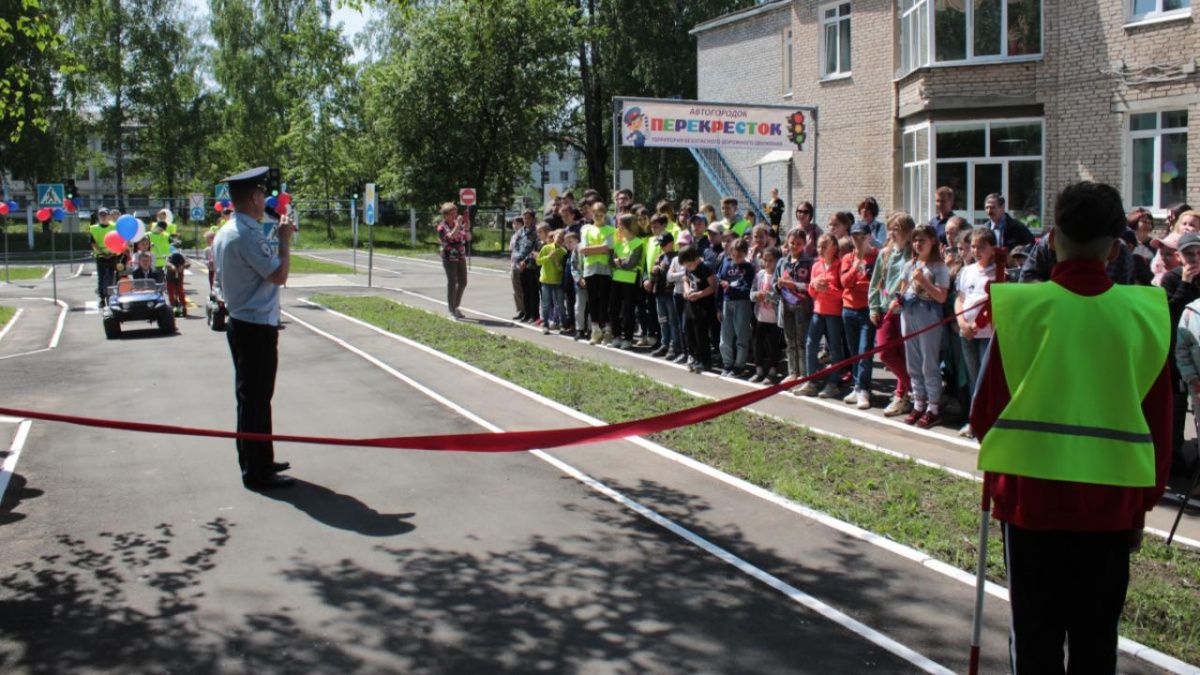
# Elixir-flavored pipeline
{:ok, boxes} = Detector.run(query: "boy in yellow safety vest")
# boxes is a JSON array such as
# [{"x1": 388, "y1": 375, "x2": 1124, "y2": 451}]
[{"x1": 971, "y1": 181, "x2": 1172, "y2": 674}]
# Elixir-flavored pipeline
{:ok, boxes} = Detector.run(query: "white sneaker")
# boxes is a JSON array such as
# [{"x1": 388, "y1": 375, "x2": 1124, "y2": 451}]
[
  {"x1": 543, "y1": 324, "x2": 551, "y2": 335},
  {"x1": 607, "y1": 337, "x2": 621, "y2": 348},
  {"x1": 856, "y1": 390, "x2": 871, "y2": 410},
  {"x1": 798, "y1": 382, "x2": 820, "y2": 396},
  {"x1": 959, "y1": 423, "x2": 975, "y2": 438},
  {"x1": 589, "y1": 330, "x2": 604, "y2": 345},
  {"x1": 818, "y1": 383, "x2": 840, "y2": 399},
  {"x1": 883, "y1": 396, "x2": 911, "y2": 417},
  {"x1": 843, "y1": 390, "x2": 859, "y2": 404}
]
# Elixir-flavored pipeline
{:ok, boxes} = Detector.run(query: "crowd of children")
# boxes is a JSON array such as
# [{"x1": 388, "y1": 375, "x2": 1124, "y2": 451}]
[{"x1": 505, "y1": 188, "x2": 1200, "y2": 483}]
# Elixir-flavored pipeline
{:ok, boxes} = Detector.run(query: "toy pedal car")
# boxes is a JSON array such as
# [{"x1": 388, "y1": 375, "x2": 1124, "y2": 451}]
[{"x1": 101, "y1": 278, "x2": 177, "y2": 339}]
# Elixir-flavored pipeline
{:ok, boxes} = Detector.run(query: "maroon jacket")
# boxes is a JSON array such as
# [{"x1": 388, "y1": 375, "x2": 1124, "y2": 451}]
[{"x1": 970, "y1": 259, "x2": 1172, "y2": 532}]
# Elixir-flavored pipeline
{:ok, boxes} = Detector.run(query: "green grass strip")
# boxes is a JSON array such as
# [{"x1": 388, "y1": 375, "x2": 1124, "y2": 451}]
[
  {"x1": 311, "y1": 294, "x2": 1200, "y2": 665},
  {"x1": 1, "y1": 266, "x2": 48, "y2": 281},
  {"x1": 290, "y1": 255, "x2": 359, "y2": 275},
  {"x1": 0, "y1": 305, "x2": 14, "y2": 329}
]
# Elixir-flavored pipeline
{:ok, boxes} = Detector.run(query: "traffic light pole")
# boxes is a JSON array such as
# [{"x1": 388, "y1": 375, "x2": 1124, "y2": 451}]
[{"x1": 351, "y1": 197, "x2": 358, "y2": 273}]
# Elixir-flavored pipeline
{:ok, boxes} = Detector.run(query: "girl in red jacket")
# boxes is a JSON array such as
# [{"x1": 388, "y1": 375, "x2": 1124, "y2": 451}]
[{"x1": 799, "y1": 234, "x2": 845, "y2": 398}]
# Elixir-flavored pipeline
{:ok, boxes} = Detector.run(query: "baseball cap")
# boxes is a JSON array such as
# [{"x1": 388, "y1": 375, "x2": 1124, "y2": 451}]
[
  {"x1": 656, "y1": 232, "x2": 674, "y2": 246},
  {"x1": 689, "y1": 213, "x2": 707, "y2": 225},
  {"x1": 1179, "y1": 233, "x2": 1200, "y2": 251},
  {"x1": 707, "y1": 222, "x2": 725, "y2": 235},
  {"x1": 1010, "y1": 244, "x2": 1030, "y2": 259},
  {"x1": 850, "y1": 222, "x2": 872, "y2": 236},
  {"x1": 1153, "y1": 232, "x2": 1184, "y2": 251},
  {"x1": 677, "y1": 231, "x2": 695, "y2": 246}
]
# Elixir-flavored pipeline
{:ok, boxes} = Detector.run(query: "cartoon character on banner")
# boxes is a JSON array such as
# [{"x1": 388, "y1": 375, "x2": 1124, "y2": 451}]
[{"x1": 623, "y1": 106, "x2": 646, "y2": 148}]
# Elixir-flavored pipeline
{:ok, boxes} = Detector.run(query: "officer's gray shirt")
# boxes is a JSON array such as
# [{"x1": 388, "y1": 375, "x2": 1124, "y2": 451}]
[{"x1": 213, "y1": 211, "x2": 281, "y2": 326}]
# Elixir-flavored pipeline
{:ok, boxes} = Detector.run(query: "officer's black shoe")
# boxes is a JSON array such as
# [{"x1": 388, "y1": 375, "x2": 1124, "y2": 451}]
[
  {"x1": 243, "y1": 473, "x2": 295, "y2": 490},
  {"x1": 271, "y1": 461, "x2": 291, "y2": 474}
]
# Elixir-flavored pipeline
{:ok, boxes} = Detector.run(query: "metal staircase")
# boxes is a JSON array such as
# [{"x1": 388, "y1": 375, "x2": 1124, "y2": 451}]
[{"x1": 689, "y1": 147, "x2": 767, "y2": 223}]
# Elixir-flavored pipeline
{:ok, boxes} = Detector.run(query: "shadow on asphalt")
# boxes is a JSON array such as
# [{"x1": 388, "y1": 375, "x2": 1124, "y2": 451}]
[
  {"x1": 0, "y1": 473, "x2": 42, "y2": 526},
  {"x1": 0, "y1": 480, "x2": 946, "y2": 673},
  {"x1": 253, "y1": 478, "x2": 416, "y2": 537}
]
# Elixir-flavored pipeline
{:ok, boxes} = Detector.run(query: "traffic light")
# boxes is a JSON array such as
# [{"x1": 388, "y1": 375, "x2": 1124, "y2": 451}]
[
  {"x1": 266, "y1": 168, "x2": 282, "y2": 197},
  {"x1": 787, "y1": 111, "x2": 807, "y2": 149},
  {"x1": 65, "y1": 179, "x2": 77, "y2": 201}
]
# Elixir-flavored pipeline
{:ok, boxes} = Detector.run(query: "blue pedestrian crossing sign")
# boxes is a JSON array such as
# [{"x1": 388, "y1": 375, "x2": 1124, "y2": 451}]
[
  {"x1": 215, "y1": 183, "x2": 231, "y2": 202},
  {"x1": 37, "y1": 183, "x2": 65, "y2": 207},
  {"x1": 365, "y1": 203, "x2": 376, "y2": 226},
  {"x1": 190, "y1": 207, "x2": 205, "y2": 221},
  {"x1": 364, "y1": 182, "x2": 377, "y2": 226}
]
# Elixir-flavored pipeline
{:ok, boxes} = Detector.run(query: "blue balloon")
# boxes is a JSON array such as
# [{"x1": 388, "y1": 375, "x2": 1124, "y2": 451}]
[
  {"x1": 221, "y1": 200, "x2": 231, "y2": 209},
  {"x1": 5, "y1": 201, "x2": 16, "y2": 212},
  {"x1": 265, "y1": 196, "x2": 278, "y2": 209},
  {"x1": 115, "y1": 214, "x2": 139, "y2": 241},
  {"x1": 52, "y1": 207, "x2": 65, "y2": 221}
]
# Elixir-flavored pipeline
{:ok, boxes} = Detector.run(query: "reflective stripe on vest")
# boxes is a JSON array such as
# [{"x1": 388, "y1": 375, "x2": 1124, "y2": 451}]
[
  {"x1": 582, "y1": 224, "x2": 614, "y2": 269},
  {"x1": 977, "y1": 281, "x2": 1168, "y2": 487},
  {"x1": 612, "y1": 237, "x2": 643, "y2": 284}
]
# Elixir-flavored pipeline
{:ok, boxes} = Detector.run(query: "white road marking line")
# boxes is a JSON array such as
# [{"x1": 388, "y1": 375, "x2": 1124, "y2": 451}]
[
  {"x1": 84, "y1": 301, "x2": 99, "y2": 315},
  {"x1": 0, "y1": 416, "x2": 26, "y2": 425},
  {"x1": 72, "y1": 264, "x2": 84, "y2": 278},
  {"x1": 41, "y1": 266, "x2": 52, "y2": 279},
  {"x1": 299, "y1": 298, "x2": 1200, "y2": 673},
  {"x1": 0, "y1": 348, "x2": 51, "y2": 361},
  {"x1": 283, "y1": 306, "x2": 955, "y2": 675},
  {"x1": 0, "y1": 420, "x2": 33, "y2": 507},
  {"x1": 16, "y1": 297, "x2": 68, "y2": 349},
  {"x1": 0, "y1": 308, "x2": 25, "y2": 344}
]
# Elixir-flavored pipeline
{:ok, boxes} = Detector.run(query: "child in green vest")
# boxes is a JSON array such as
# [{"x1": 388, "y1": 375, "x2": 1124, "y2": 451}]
[
  {"x1": 535, "y1": 225, "x2": 566, "y2": 334},
  {"x1": 607, "y1": 214, "x2": 644, "y2": 349}
]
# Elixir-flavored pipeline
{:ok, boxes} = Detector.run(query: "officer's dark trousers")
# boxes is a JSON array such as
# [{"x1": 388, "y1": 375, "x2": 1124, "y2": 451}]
[
  {"x1": 95, "y1": 256, "x2": 118, "y2": 304},
  {"x1": 227, "y1": 319, "x2": 278, "y2": 478},
  {"x1": 1003, "y1": 523, "x2": 1131, "y2": 675}
]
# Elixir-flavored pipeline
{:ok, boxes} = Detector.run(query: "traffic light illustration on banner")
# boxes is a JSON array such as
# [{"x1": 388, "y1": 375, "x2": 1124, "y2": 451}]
[{"x1": 787, "y1": 111, "x2": 807, "y2": 151}]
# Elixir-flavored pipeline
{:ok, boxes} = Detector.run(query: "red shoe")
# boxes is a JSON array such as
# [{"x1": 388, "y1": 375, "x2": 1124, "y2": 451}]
[
  {"x1": 916, "y1": 411, "x2": 942, "y2": 429},
  {"x1": 903, "y1": 410, "x2": 923, "y2": 425}
]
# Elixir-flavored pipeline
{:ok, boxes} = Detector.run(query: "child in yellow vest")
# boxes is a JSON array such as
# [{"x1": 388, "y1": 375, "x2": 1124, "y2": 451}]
[{"x1": 536, "y1": 225, "x2": 567, "y2": 334}]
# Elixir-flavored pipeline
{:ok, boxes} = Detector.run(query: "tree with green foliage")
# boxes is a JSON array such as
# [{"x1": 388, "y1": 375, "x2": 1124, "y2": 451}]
[{"x1": 363, "y1": 0, "x2": 579, "y2": 208}]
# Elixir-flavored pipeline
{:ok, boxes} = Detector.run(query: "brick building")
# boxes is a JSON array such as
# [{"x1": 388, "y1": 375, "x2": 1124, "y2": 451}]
[{"x1": 693, "y1": 0, "x2": 1199, "y2": 229}]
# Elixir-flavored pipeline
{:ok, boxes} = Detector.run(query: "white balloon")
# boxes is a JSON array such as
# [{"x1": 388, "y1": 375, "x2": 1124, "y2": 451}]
[{"x1": 130, "y1": 220, "x2": 147, "y2": 242}]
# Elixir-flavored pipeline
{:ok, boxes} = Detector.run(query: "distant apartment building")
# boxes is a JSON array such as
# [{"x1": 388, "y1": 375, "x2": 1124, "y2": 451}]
[{"x1": 692, "y1": 0, "x2": 1198, "y2": 229}]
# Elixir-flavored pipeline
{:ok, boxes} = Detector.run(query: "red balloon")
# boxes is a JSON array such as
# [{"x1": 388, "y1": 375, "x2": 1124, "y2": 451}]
[
  {"x1": 103, "y1": 230, "x2": 125, "y2": 254},
  {"x1": 36, "y1": 207, "x2": 51, "y2": 222},
  {"x1": 214, "y1": 202, "x2": 224, "y2": 213},
  {"x1": 0, "y1": 203, "x2": 8, "y2": 216},
  {"x1": 277, "y1": 192, "x2": 291, "y2": 215},
  {"x1": 64, "y1": 199, "x2": 77, "y2": 213}
]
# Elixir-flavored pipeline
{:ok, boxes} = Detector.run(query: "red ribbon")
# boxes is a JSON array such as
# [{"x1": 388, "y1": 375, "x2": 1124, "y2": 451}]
[{"x1": 0, "y1": 300, "x2": 984, "y2": 453}]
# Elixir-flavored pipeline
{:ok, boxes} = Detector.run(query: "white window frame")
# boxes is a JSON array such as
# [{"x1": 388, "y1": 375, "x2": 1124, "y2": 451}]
[
  {"x1": 902, "y1": 122, "x2": 933, "y2": 223},
  {"x1": 1125, "y1": 109, "x2": 1189, "y2": 215},
  {"x1": 896, "y1": 0, "x2": 1043, "y2": 78},
  {"x1": 783, "y1": 28, "x2": 794, "y2": 97},
  {"x1": 931, "y1": 117, "x2": 1045, "y2": 227},
  {"x1": 1127, "y1": 0, "x2": 1191, "y2": 26},
  {"x1": 899, "y1": 0, "x2": 930, "y2": 75},
  {"x1": 819, "y1": 2, "x2": 852, "y2": 80}
]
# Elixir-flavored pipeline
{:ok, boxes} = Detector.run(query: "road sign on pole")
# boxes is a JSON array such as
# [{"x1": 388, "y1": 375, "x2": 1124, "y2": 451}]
[
  {"x1": 215, "y1": 183, "x2": 231, "y2": 202},
  {"x1": 36, "y1": 183, "x2": 65, "y2": 207},
  {"x1": 364, "y1": 183, "x2": 377, "y2": 226},
  {"x1": 459, "y1": 187, "x2": 477, "y2": 206},
  {"x1": 189, "y1": 193, "x2": 204, "y2": 209},
  {"x1": 190, "y1": 207, "x2": 205, "y2": 221}
]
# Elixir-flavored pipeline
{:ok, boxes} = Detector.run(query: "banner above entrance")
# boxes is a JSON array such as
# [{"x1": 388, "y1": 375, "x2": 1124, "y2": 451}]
[{"x1": 617, "y1": 98, "x2": 810, "y2": 152}]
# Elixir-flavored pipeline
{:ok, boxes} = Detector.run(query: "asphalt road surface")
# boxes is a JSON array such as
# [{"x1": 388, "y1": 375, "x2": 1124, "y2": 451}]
[{"x1": 0, "y1": 256, "x2": 1185, "y2": 674}]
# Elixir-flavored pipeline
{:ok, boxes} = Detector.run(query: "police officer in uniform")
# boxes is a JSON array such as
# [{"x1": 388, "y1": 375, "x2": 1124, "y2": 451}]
[
  {"x1": 90, "y1": 207, "x2": 120, "y2": 305},
  {"x1": 212, "y1": 167, "x2": 295, "y2": 489}
]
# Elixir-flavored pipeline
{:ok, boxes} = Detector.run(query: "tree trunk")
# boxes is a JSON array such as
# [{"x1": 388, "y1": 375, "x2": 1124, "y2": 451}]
[{"x1": 578, "y1": 0, "x2": 607, "y2": 202}]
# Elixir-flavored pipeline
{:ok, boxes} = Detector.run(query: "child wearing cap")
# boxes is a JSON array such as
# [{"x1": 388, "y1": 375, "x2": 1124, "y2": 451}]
[
  {"x1": 679, "y1": 246, "x2": 717, "y2": 373},
  {"x1": 165, "y1": 251, "x2": 191, "y2": 317},
  {"x1": 649, "y1": 232, "x2": 681, "y2": 359}
]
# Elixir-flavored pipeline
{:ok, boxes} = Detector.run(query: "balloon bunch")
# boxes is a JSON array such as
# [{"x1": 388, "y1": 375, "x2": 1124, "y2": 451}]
[
  {"x1": 103, "y1": 214, "x2": 147, "y2": 254},
  {"x1": 34, "y1": 207, "x2": 68, "y2": 222},
  {"x1": 213, "y1": 200, "x2": 232, "y2": 213},
  {"x1": 265, "y1": 192, "x2": 292, "y2": 215}
]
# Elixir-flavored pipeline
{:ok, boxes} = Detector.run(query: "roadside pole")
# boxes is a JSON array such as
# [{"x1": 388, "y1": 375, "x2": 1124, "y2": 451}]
[
  {"x1": 365, "y1": 183, "x2": 376, "y2": 288},
  {"x1": 50, "y1": 223, "x2": 57, "y2": 303},
  {"x1": 351, "y1": 197, "x2": 358, "y2": 273},
  {"x1": 409, "y1": 207, "x2": 417, "y2": 246},
  {"x1": 368, "y1": 219, "x2": 374, "y2": 288},
  {"x1": 3, "y1": 215, "x2": 9, "y2": 284}
]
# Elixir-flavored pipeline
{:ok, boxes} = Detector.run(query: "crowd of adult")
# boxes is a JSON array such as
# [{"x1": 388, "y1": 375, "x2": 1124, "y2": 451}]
[{"x1": 435, "y1": 183, "x2": 1200, "y2": 491}]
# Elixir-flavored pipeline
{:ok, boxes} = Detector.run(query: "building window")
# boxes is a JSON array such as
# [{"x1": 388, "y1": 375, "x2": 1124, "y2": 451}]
[
  {"x1": 1130, "y1": 0, "x2": 1191, "y2": 22},
  {"x1": 1129, "y1": 109, "x2": 1188, "y2": 212},
  {"x1": 903, "y1": 125, "x2": 932, "y2": 222},
  {"x1": 559, "y1": 171, "x2": 570, "y2": 182},
  {"x1": 933, "y1": 119, "x2": 1043, "y2": 227},
  {"x1": 899, "y1": 0, "x2": 1040, "y2": 76},
  {"x1": 900, "y1": 0, "x2": 930, "y2": 73},
  {"x1": 820, "y1": 2, "x2": 852, "y2": 78},
  {"x1": 783, "y1": 28, "x2": 794, "y2": 95}
]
